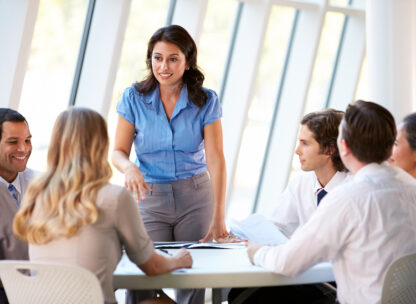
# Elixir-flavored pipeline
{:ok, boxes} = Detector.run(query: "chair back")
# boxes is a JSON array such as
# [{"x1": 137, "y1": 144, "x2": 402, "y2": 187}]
[
  {"x1": 381, "y1": 253, "x2": 416, "y2": 304},
  {"x1": 0, "y1": 261, "x2": 104, "y2": 304}
]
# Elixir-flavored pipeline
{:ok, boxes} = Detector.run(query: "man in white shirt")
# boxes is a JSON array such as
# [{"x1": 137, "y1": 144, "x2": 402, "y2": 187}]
[
  {"x1": 270, "y1": 109, "x2": 349, "y2": 238},
  {"x1": 229, "y1": 109, "x2": 349, "y2": 303},
  {"x1": 248, "y1": 100, "x2": 416, "y2": 304},
  {"x1": 0, "y1": 108, "x2": 35, "y2": 304}
]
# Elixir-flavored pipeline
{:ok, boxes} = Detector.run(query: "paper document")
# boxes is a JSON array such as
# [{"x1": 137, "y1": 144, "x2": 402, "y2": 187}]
[
  {"x1": 229, "y1": 213, "x2": 288, "y2": 245},
  {"x1": 154, "y1": 241, "x2": 246, "y2": 249}
]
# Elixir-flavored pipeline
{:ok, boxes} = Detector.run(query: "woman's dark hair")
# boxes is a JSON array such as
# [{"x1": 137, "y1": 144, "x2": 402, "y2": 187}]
[
  {"x1": 134, "y1": 24, "x2": 208, "y2": 108},
  {"x1": 402, "y1": 113, "x2": 416, "y2": 150},
  {"x1": 341, "y1": 100, "x2": 396, "y2": 163},
  {"x1": 301, "y1": 109, "x2": 346, "y2": 172}
]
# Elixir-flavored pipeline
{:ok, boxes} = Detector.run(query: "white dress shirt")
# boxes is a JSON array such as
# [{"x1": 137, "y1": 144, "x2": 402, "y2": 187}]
[
  {"x1": 0, "y1": 172, "x2": 24, "y2": 202},
  {"x1": 254, "y1": 163, "x2": 416, "y2": 304},
  {"x1": 269, "y1": 170, "x2": 350, "y2": 237}
]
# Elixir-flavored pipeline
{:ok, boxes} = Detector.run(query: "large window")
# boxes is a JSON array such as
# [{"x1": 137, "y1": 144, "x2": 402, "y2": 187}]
[
  {"x1": 227, "y1": 6, "x2": 296, "y2": 220},
  {"x1": 303, "y1": 12, "x2": 346, "y2": 115},
  {"x1": 19, "y1": 0, "x2": 88, "y2": 172},
  {"x1": 197, "y1": 0, "x2": 238, "y2": 93}
]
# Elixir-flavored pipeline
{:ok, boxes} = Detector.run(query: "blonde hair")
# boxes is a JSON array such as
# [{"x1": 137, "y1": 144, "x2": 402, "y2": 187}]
[{"x1": 14, "y1": 108, "x2": 112, "y2": 244}]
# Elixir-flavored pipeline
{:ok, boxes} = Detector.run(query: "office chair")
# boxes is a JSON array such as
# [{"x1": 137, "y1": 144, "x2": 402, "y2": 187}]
[
  {"x1": 381, "y1": 253, "x2": 416, "y2": 304},
  {"x1": 0, "y1": 261, "x2": 104, "y2": 304}
]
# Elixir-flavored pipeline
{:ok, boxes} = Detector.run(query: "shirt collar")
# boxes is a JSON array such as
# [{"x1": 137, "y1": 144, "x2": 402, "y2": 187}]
[
  {"x1": 314, "y1": 171, "x2": 348, "y2": 194},
  {"x1": 171, "y1": 85, "x2": 191, "y2": 117},
  {"x1": 0, "y1": 172, "x2": 22, "y2": 195},
  {"x1": 142, "y1": 84, "x2": 192, "y2": 116},
  {"x1": 353, "y1": 162, "x2": 388, "y2": 182},
  {"x1": 142, "y1": 86, "x2": 161, "y2": 112}
]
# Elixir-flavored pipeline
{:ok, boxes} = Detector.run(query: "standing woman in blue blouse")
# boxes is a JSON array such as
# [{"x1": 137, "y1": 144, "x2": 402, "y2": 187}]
[
  {"x1": 112, "y1": 25, "x2": 233, "y2": 302},
  {"x1": 113, "y1": 24, "x2": 232, "y2": 242}
]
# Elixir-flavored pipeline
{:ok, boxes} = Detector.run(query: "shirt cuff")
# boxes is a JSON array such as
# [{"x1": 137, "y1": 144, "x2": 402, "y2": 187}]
[{"x1": 253, "y1": 246, "x2": 271, "y2": 266}]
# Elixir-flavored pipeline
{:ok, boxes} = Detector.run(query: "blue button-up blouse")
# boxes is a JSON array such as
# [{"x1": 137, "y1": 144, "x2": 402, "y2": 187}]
[{"x1": 116, "y1": 85, "x2": 222, "y2": 183}]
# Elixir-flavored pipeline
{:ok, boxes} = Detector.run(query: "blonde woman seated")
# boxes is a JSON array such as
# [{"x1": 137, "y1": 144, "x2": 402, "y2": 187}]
[
  {"x1": 13, "y1": 108, "x2": 192, "y2": 304},
  {"x1": 389, "y1": 113, "x2": 416, "y2": 178}
]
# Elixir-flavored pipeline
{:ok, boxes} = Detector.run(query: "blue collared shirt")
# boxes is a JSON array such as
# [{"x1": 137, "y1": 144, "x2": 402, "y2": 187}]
[{"x1": 117, "y1": 85, "x2": 222, "y2": 183}]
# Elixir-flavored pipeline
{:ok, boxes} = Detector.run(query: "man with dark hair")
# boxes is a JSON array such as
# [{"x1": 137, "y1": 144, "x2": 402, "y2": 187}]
[
  {"x1": 229, "y1": 109, "x2": 349, "y2": 303},
  {"x1": 248, "y1": 101, "x2": 416, "y2": 303},
  {"x1": 269, "y1": 109, "x2": 348, "y2": 238},
  {"x1": 0, "y1": 108, "x2": 34, "y2": 303},
  {"x1": 0, "y1": 108, "x2": 34, "y2": 260},
  {"x1": 0, "y1": 108, "x2": 35, "y2": 259}
]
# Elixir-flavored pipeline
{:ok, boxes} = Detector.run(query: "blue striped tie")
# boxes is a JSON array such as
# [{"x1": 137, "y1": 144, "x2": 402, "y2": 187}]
[
  {"x1": 316, "y1": 188, "x2": 327, "y2": 206},
  {"x1": 8, "y1": 184, "x2": 20, "y2": 207}
]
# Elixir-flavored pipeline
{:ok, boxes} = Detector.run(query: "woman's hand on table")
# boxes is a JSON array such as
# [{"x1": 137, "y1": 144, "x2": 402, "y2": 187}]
[
  {"x1": 172, "y1": 248, "x2": 193, "y2": 269},
  {"x1": 199, "y1": 219, "x2": 243, "y2": 243}
]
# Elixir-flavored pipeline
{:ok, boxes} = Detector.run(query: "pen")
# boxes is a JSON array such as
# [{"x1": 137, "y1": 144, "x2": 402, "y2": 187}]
[{"x1": 158, "y1": 248, "x2": 173, "y2": 256}]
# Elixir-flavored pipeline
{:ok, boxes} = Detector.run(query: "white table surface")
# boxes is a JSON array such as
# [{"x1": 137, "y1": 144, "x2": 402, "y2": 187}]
[{"x1": 113, "y1": 248, "x2": 334, "y2": 290}]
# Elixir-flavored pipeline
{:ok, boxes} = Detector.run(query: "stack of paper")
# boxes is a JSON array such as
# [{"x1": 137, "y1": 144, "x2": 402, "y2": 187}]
[
  {"x1": 154, "y1": 241, "x2": 246, "y2": 249},
  {"x1": 229, "y1": 213, "x2": 288, "y2": 245}
]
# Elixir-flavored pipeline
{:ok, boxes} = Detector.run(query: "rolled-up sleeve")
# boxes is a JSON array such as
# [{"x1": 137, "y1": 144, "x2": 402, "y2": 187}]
[{"x1": 115, "y1": 188, "x2": 154, "y2": 266}]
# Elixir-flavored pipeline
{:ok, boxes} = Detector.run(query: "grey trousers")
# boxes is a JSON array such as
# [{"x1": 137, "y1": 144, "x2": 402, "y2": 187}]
[
  {"x1": 138, "y1": 172, "x2": 213, "y2": 304},
  {"x1": 139, "y1": 172, "x2": 213, "y2": 242}
]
